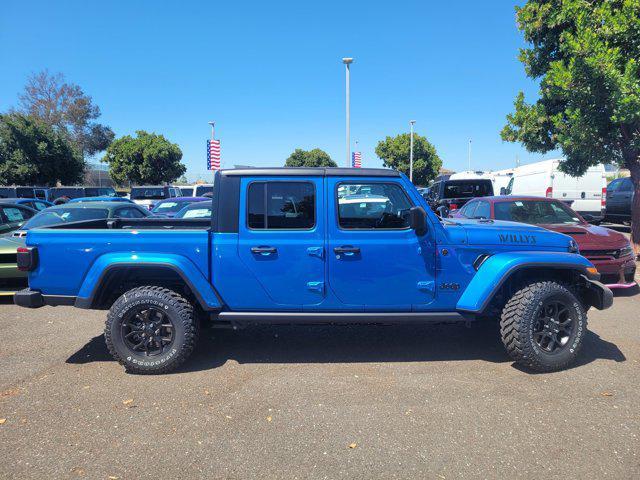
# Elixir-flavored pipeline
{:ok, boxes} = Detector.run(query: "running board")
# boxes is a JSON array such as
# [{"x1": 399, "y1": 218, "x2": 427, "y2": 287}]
[{"x1": 217, "y1": 311, "x2": 469, "y2": 324}]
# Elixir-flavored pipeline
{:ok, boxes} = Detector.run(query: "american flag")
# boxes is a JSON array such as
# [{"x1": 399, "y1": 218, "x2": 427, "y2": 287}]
[
  {"x1": 351, "y1": 151, "x2": 362, "y2": 168},
  {"x1": 207, "y1": 139, "x2": 221, "y2": 170}
]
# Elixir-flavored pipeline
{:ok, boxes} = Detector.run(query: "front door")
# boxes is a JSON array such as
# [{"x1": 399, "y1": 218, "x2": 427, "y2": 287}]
[
  {"x1": 326, "y1": 178, "x2": 436, "y2": 311},
  {"x1": 238, "y1": 177, "x2": 325, "y2": 307}
]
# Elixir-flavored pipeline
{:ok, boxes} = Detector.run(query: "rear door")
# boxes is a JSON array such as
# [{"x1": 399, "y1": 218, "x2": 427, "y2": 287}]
[
  {"x1": 326, "y1": 178, "x2": 436, "y2": 311},
  {"x1": 237, "y1": 177, "x2": 325, "y2": 307}
]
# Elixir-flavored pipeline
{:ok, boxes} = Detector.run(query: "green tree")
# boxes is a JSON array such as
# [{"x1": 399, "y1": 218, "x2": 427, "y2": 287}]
[
  {"x1": 375, "y1": 133, "x2": 442, "y2": 186},
  {"x1": 18, "y1": 70, "x2": 114, "y2": 157},
  {"x1": 284, "y1": 148, "x2": 337, "y2": 167},
  {"x1": 501, "y1": 0, "x2": 640, "y2": 250},
  {"x1": 103, "y1": 131, "x2": 186, "y2": 185},
  {"x1": 0, "y1": 113, "x2": 84, "y2": 186}
]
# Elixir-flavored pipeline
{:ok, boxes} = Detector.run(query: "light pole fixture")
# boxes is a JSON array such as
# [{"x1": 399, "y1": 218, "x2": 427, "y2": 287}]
[
  {"x1": 409, "y1": 120, "x2": 416, "y2": 182},
  {"x1": 208, "y1": 121, "x2": 215, "y2": 140},
  {"x1": 343, "y1": 58, "x2": 354, "y2": 167}
]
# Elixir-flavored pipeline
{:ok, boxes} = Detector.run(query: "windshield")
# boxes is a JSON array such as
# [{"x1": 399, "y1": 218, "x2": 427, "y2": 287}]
[
  {"x1": 494, "y1": 200, "x2": 582, "y2": 225},
  {"x1": 152, "y1": 200, "x2": 195, "y2": 214},
  {"x1": 130, "y1": 188, "x2": 165, "y2": 200},
  {"x1": 22, "y1": 208, "x2": 109, "y2": 229}
]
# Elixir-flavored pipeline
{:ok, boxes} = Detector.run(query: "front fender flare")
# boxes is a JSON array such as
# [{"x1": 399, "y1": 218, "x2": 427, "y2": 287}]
[
  {"x1": 75, "y1": 252, "x2": 222, "y2": 310},
  {"x1": 456, "y1": 251, "x2": 595, "y2": 314}
]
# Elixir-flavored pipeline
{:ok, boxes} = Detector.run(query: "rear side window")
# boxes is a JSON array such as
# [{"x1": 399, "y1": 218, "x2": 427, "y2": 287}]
[
  {"x1": 247, "y1": 182, "x2": 315, "y2": 229},
  {"x1": 114, "y1": 207, "x2": 146, "y2": 218},
  {"x1": 337, "y1": 182, "x2": 412, "y2": 229}
]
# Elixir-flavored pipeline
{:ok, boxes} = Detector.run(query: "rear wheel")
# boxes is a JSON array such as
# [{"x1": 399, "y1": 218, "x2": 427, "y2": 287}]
[
  {"x1": 500, "y1": 281, "x2": 587, "y2": 372},
  {"x1": 105, "y1": 286, "x2": 198, "y2": 374}
]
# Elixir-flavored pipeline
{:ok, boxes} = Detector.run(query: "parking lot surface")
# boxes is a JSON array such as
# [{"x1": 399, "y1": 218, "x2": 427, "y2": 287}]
[{"x1": 1, "y1": 287, "x2": 639, "y2": 479}]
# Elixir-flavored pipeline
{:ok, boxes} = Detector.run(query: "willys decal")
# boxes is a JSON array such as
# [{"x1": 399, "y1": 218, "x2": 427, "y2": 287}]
[{"x1": 499, "y1": 233, "x2": 537, "y2": 244}]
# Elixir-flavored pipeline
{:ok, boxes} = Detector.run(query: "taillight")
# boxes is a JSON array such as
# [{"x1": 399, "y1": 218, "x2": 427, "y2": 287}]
[
  {"x1": 601, "y1": 187, "x2": 606, "y2": 207},
  {"x1": 16, "y1": 246, "x2": 38, "y2": 271},
  {"x1": 545, "y1": 186, "x2": 553, "y2": 198},
  {"x1": 449, "y1": 203, "x2": 458, "y2": 210}
]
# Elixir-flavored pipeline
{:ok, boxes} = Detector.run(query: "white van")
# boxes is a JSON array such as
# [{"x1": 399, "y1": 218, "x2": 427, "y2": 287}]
[{"x1": 503, "y1": 159, "x2": 606, "y2": 222}]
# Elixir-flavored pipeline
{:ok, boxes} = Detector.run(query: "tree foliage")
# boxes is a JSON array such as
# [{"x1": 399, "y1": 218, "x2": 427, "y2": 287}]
[
  {"x1": 18, "y1": 70, "x2": 115, "y2": 156},
  {"x1": 0, "y1": 113, "x2": 85, "y2": 186},
  {"x1": 375, "y1": 133, "x2": 442, "y2": 186},
  {"x1": 284, "y1": 148, "x2": 337, "y2": 167},
  {"x1": 501, "y1": 0, "x2": 640, "y2": 248},
  {"x1": 102, "y1": 131, "x2": 186, "y2": 186}
]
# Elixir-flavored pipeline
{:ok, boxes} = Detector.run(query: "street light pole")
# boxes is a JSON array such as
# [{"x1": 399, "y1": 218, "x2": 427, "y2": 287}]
[
  {"x1": 208, "y1": 121, "x2": 215, "y2": 141},
  {"x1": 343, "y1": 58, "x2": 353, "y2": 167},
  {"x1": 409, "y1": 120, "x2": 416, "y2": 182}
]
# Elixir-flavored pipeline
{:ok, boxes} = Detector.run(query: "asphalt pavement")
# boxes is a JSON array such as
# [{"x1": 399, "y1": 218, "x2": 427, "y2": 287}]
[{"x1": 0, "y1": 285, "x2": 639, "y2": 479}]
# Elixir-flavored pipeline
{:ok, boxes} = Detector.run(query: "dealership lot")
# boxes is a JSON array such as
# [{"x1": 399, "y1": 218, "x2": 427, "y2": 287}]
[{"x1": 0, "y1": 284, "x2": 638, "y2": 479}]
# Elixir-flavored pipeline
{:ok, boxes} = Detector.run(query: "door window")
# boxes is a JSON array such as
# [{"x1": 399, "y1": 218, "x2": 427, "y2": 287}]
[
  {"x1": 247, "y1": 182, "x2": 315, "y2": 229},
  {"x1": 337, "y1": 182, "x2": 412, "y2": 229},
  {"x1": 619, "y1": 178, "x2": 633, "y2": 192}
]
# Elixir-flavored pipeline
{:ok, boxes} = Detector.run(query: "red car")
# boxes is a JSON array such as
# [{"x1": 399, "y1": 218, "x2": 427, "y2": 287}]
[{"x1": 451, "y1": 196, "x2": 637, "y2": 288}]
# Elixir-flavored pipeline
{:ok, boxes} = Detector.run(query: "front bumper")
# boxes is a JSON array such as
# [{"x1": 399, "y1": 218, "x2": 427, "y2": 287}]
[
  {"x1": 581, "y1": 275, "x2": 614, "y2": 310},
  {"x1": 588, "y1": 255, "x2": 637, "y2": 288}
]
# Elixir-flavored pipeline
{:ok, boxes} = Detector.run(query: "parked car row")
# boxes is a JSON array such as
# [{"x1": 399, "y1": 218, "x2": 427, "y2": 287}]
[{"x1": 420, "y1": 164, "x2": 634, "y2": 226}]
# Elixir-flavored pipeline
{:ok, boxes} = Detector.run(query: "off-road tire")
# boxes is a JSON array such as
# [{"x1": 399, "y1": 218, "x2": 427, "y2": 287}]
[
  {"x1": 105, "y1": 286, "x2": 198, "y2": 374},
  {"x1": 500, "y1": 281, "x2": 587, "y2": 372}
]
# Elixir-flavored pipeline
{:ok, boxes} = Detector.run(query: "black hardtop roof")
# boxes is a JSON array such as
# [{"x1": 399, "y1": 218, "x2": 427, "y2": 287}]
[{"x1": 219, "y1": 167, "x2": 400, "y2": 177}]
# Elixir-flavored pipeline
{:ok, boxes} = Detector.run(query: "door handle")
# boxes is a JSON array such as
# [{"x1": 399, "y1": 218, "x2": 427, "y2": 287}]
[
  {"x1": 334, "y1": 246, "x2": 360, "y2": 256},
  {"x1": 251, "y1": 246, "x2": 277, "y2": 255}
]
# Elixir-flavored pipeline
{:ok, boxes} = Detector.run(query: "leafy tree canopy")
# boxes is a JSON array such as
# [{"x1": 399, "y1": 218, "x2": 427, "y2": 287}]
[
  {"x1": 102, "y1": 131, "x2": 186, "y2": 186},
  {"x1": 18, "y1": 70, "x2": 115, "y2": 157},
  {"x1": 0, "y1": 113, "x2": 85, "y2": 186},
  {"x1": 284, "y1": 148, "x2": 337, "y2": 167},
  {"x1": 501, "y1": 0, "x2": 640, "y2": 247},
  {"x1": 375, "y1": 133, "x2": 442, "y2": 186}
]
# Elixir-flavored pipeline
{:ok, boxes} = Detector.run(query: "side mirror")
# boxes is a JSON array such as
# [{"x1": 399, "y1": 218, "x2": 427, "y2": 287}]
[
  {"x1": 409, "y1": 206, "x2": 427, "y2": 236},
  {"x1": 499, "y1": 187, "x2": 506, "y2": 195},
  {"x1": 582, "y1": 213, "x2": 594, "y2": 222},
  {"x1": 436, "y1": 205, "x2": 450, "y2": 218}
]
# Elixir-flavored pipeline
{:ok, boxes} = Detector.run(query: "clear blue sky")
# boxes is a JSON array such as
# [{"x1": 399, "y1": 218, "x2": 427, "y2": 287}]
[{"x1": 0, "y1": 0, "x2": 559, "y2": 182}]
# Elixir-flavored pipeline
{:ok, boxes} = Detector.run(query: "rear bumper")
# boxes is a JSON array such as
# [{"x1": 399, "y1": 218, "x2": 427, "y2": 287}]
[{"x1": 13, "y1": 289, "x2": 76, "y2": 308}]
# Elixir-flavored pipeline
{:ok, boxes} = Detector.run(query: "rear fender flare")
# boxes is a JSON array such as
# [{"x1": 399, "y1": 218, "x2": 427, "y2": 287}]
[{"x1": 75, "y1": 253, "x2": 223, "y2": 310}]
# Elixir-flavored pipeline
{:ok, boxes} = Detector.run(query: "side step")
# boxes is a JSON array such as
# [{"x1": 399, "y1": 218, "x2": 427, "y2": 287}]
[{"x1": 217, "y1": 311, "x2": 468, "y2": 325}]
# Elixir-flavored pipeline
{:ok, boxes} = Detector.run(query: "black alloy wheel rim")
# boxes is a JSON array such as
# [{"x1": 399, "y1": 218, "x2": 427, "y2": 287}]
[
  {"x1": 532, "y1": 298, "x2": 576, "y2": 354},
  {"x1": 121, "y1": 307, "x2": 175, "y2": 356}
]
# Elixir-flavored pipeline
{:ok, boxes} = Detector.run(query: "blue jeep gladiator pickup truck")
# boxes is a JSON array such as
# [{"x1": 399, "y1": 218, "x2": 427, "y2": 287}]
[{"x1": 14, "y1": 168, "x2": 612, "y2": 374}]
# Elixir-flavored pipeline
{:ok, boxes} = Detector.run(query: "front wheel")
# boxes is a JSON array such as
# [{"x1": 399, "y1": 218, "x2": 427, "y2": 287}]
[
  {"x1": 105, "y1": 286, "x2": 198, "y2": 374},
  {"x1": 500, "y1": 281, "x2": 587, "y2": 372}
]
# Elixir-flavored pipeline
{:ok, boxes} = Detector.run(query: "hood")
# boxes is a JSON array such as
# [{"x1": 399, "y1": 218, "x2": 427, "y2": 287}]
[
  {"x1": 540, "y1": 223, "x2": 629, "y2": 250},
  {"x1": 446, "y1": 218, "x2": 573, "y2": 249}
]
